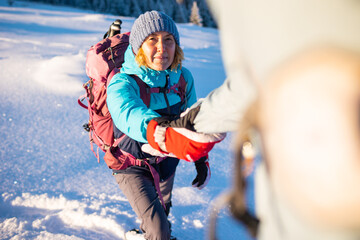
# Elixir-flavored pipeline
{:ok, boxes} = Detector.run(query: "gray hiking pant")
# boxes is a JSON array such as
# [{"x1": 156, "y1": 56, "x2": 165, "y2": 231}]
[{"x1": 114, "y1": 171, "x2": 175, "y2": 240}]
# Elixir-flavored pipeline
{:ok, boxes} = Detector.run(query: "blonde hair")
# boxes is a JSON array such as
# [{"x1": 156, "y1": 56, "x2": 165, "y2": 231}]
[{"x1": 135, "y1": 44, "x2": 184, "y2": 71}]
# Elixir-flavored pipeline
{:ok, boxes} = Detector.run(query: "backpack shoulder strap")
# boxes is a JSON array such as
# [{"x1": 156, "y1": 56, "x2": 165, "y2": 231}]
[
  {"x1": 107, "y1": 68, "x2": 120, "y2": 86},
  {"x1": 178, "y1": 74, "x2": 187, "y2": 102},
  {"x1": 130, "y1": 74, "x2": 151, "y2": 107}
]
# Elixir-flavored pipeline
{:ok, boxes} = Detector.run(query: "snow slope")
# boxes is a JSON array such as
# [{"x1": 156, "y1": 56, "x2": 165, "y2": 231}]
[{"x1": 0, "y1": 1, "x2": 255, "y2": 239}]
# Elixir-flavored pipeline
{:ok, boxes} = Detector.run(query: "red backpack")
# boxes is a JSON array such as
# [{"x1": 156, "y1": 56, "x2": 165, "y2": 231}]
[{"x1": 78, "y1": 29, "x2": 187, "y2": 163}]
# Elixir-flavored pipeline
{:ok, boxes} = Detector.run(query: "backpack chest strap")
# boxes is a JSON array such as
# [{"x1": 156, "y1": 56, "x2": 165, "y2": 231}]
[
  {"x1": 149, "y1": 83, "x2": 181, "y2": 95},
  {"x1": 131, "y1": 74, "x2": 187, "y2": 107}
]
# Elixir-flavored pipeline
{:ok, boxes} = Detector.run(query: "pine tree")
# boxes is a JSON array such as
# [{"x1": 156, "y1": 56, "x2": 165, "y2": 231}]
[
  {"x1": 75, "y1": 0, "x2": 90, "y2": 9},
  {"x1": 119, "y1": 0, "x2": 131, "y2": 16},
  {"x1": 92, "y1": 0, "x2": 106, "y2": 12},
  {"x1": 147, "y1": 0, "x2": 155, "y2": 12},
  {"x1": 130, "y1": 0, "x2": 142, "y2": 17},
  {"x1": 159, "y1": 0, "x2": 175, "y2": 17},
  {"x1": 197, "y1": 0, "x2": 217, "y2": 28},
  {"x1": 156, "y1": 0, "x2": 166, "y2": 13},
  {"x1": 173, "y1": 1, "x2": 187, "y2": 23},
  {"x1": 109, "y1": 0, "x2": 128, "y2": 17},
  {"x1": 189, "y1": 1, "x2": 202, "y2": 26}
]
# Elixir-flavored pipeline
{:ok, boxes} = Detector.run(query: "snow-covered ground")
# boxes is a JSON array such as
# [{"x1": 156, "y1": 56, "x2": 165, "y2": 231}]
[{"x1": 0, "y1": 1, "x2": 255, "y2": 239}]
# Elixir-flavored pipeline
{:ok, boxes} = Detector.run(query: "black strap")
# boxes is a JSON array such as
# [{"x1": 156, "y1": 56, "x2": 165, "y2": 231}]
[{"x1": 161, "y1": 75, "x2": 171, "y2": 114}]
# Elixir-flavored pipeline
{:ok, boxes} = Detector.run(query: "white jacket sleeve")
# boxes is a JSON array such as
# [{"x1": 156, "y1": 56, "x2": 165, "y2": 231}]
[{"x1": 193, "y1": 74, "x2": 256, "y2": 134}]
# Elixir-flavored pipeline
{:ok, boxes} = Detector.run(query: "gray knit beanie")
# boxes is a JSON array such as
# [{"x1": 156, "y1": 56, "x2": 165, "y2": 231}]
[{"x1": 130, "y1": 10, "x2": 180, "y2": 54}]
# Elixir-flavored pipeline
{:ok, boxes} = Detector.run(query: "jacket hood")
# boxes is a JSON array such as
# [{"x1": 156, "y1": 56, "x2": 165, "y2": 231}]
[{"x1": 120, "y1": 45, "x2": 181, "y2": 88}]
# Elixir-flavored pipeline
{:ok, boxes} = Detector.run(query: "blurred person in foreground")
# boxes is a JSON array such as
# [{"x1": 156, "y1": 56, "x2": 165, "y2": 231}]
[{"x1": 172, "y1": 0, "x2": 360, "y2": 239}]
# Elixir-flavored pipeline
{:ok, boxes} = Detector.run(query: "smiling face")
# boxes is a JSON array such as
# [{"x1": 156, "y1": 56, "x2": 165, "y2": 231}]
[{"x1": 140, "y1": 31, "x2": 176, "y2": 71}]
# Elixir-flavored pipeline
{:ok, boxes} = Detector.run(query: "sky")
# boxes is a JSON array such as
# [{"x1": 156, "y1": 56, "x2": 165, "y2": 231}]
[{"x1": 0, "y1": 1, "x2": 256, "y2": 239}]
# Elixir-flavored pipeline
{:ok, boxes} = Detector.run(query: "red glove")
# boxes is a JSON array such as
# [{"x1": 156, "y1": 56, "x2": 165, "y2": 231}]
[{"x1": 146, "y1": 117, "x2": 225, "y2": 162}]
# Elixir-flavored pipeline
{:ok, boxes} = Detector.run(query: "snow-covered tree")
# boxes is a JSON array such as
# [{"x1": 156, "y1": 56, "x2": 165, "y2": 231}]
[{"x1": 189, "y1": 1, "x2": 202, "y2": 26}]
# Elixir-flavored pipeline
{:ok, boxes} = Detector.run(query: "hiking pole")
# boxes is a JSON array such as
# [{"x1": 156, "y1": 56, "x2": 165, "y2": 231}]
[{"x1": 103, "y1": 19, "x2": 122, "y2": 39}]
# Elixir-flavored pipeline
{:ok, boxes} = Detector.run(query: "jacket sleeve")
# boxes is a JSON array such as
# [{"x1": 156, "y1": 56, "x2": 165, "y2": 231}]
[
  {"x1": 193, "y1": 75, "x2": 257, "y2": 134},
  {"x1": 106, "y1": 73, "x2": 160, "y2": 143}
]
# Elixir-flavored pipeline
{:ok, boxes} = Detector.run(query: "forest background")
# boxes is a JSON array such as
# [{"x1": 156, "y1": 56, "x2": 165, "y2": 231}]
[{"x1": 15, "y1": 0, "x2": 216, "y2": 27}]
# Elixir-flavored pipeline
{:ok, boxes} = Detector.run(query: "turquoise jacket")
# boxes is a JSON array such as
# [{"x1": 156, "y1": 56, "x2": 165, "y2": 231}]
[{"x1": 107, "y1": 45, "x2": 197, "y2": 143}]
